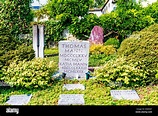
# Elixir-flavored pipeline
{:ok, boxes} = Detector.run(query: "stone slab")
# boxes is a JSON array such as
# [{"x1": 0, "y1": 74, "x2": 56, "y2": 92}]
[
  {"x1": 110, "y1": 90, "x2": 140, "y2": 100},
  {"x1": 6, "y1": 94, "x2": 32, "y2": 105},
  {"x1": 63, "y1": 84, "x2": 85, "y2": 90},
  {"x1": 59, "y1": 40, "x2": 89, "y2": 79},
  {"x1": 58, "y1": 94, "x2": 84, "y2": 105}
]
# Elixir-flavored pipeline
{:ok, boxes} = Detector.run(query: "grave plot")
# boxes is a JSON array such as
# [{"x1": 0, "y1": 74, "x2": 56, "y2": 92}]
[
  {"x1": 110, "y1": 90, "x2": 140, "y2": 100},
  {"x1": 63, "y1": 84, "x2": 85, "y2": 90},
  {"x1": 58, "y1": 94, "x2": 84, "y2": 105},
  {"x1": 6, "y1": 94, "x2": 32, "y2": 105}
]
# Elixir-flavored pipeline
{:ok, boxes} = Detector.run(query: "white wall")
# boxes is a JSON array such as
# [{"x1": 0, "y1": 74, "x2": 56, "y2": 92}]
[
  {"x1": 102, "y1": 0, "x2": 116, "y2": 14},
  {"x1": 141, "y1": 0, "x2": 157, "y2": 7},
  {"x1": 31, "y1": 0, "x2": 47, "y2": 6}
]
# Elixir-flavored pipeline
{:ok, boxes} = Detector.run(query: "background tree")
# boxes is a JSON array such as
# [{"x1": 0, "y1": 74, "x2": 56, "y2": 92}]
[
  {"x1": 0, "y1": 0, "x2": 34, "y2": 37},
  {"x1": 100, "y1": 0, "x2": 154, "y2": 43},
  {"x1": 34, "y1": 0, "x2": 94, "y2": 45},
  {"x1": 142, "y1": 0, "x2": 158, "y2": 23},
  {"x1": 68, "y1": 13, "x2": 102, "y2": 40},
  {"x1": 92, "y1": 0, "x2": 106, "y2": 8}
]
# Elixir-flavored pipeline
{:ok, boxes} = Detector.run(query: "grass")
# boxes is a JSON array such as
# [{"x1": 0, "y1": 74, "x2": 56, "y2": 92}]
[{"x1": 0, "y1": 79, "x2": 158, "y2": 105}]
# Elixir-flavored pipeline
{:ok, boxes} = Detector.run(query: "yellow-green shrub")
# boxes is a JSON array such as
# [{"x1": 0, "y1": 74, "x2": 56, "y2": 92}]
[
  {"x1": 118, "y1": 23, "x2": 158, "y2": 80},
  {"x1": 2, "y1": 58, "x2": 58, "y2": 89},
  {"x1": 94, "y1": 57, "x2": 150, "y2": 88},
  {"x1": 89, "y1": 44, "x2": 117, "y2": 67},
  {"x1": 90, "y1": 44, "x2": 116, "y2": 55}
]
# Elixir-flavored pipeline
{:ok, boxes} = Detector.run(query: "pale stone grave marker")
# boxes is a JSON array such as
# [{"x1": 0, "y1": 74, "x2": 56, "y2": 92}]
[
  {"x1": 58, "y1": 94, "x2": 84, "y2": 105},
  {"x1": 63, "y1": 84, "x2": 85, "y2": 90},
  {"x1": 59, "y1": 40, "x2": 89, "y2": 79},
  {"x1": 110, "y1": 90, "x2": 140, "y2": 100},
  {"x1": 6, "y1": 94, "x2": 32, "y2": 105}
]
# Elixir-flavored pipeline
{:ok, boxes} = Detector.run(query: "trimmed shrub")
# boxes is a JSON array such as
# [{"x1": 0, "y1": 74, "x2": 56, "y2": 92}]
[
  {"x1": 90, "y1": 44, "x2": 116, "y2": 55},
  {"x1": 94, "y1": 24, "x2": 158, "y2": 87},
  {"x1": 0, "y1": 35, "x2": 19, "y2": 55},
  {"x1": 44, "y1": 47, "x2": 58, "y2": 55},
  {"x1": 0, "y1": 35, "x2": 20, "y2": 69},
  {"x1": 89, "y1": 44, "x2": 117, "y2": 67},
  {"x1": 1, "y1": 58, "x2": 58, "y2": 89},
  {"x1": 104, "y1": 38, "x2": 120, "y2": 49},
  {"x1": 0, "y1": 44, "x2": 35, "y2": 68},
  {"x1": 94, "y1": 57, "x2": 149, "y2": 88},
  {"x1": 117, "y1": 23, "x2": 158, "y2": 80}
]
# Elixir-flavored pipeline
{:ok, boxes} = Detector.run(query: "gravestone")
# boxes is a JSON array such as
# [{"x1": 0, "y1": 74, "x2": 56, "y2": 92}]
[
  {"x1": 59, "y1": 40, "x2": 89, "y2": 79},
  {"x1": 6, "y1": 94, "x2": 32, "y2": 105},
  {"x1": 63, "y1": 84, "x2": 85, "y2": 90},
  {"x1": 58, "y1": 94, "x2": 84, "y2": 105},
  {"x1": 89, "y1": 26, "x2": 104, "y2": 44},
  {"x1": 110, "y1": 90, "x2": 140, "y2": 100}
]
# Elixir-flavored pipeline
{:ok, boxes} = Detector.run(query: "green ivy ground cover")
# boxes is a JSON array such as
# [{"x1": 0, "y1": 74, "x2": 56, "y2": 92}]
[{"x1": 0, "y1": 79, "x2": 158, "y2": 105}]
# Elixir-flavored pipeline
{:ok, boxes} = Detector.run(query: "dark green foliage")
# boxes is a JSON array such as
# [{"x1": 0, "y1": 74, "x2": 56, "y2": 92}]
[
  {"x1": 0, "y1": 0, "x2": 33, "y2": 36},
  {"x1": 68, "y1": 14, "x2": 102, "y2": 40},
  {"x1": 46, "y1": 0, "x2": 93, "y2": 19},
  {"x1": 0, "y1": 35, "x2": 19, "y2": 55},
  {"x1": 142, "y1": 1, "x2": 158, "y2": 23},
  {"x1": 0, "y1": 44, "x2": 35, "y2": 69},
  {"x1": 99, "y1": 0, "x2": 155, "y2": 43},
  {"x1": 0, "y1": 35, "x2": 20, "y2": 69}
]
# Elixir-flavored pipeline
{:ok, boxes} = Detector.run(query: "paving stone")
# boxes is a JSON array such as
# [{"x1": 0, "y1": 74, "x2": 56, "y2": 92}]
[
  {"x1": 6, "y1": 94, "x2": 32, "y2": 105},
  {"x1": 63, "y1": 84, "x2": 85, "y2": 90},
  {"x1": 58, "y1": 94, "x2": 84, "y2": 105},
  {"x1": 110, "y1": 90, "x2": 140, "y2": 100}
]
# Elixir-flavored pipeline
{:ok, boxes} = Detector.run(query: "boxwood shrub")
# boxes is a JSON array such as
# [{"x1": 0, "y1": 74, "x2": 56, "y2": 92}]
[
  {"x1": 94, "y1": 24, "x2": 158, "y2": 87},
  {"x1": 1, "y1": 58, "x2": 58, "y2": 89},
  {"x1": 117, "y1": 23, "x2": 158, "y2": 81}
]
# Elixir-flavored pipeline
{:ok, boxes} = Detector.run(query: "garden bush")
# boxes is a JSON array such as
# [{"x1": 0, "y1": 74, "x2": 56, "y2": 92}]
[
  {"x1": 89, "y1": 44, "x2": 117, "y2": 67},
  {"x1": 94, "y1": 24, "x2": 158, "y2": 87},
  {"x1": 0, "y1": 35, "x2": 19, "y2": 56},
  {"x1": 0, "y1": 44, "x2": 35, "y2": 68},
  {"x1": 117, "y1": 23, "x2": 158, "y2": 81},
  {"x1": 44, "y1": 47, "x2": 58, "y2": 55},
  {"x1": 90, "y1": 44, "x2": 116, "y2": 55},
  {"x1": 0, "y1": 35, "x2": 20, "y2": 69},
  {"x1": 94, "y1": 57, "x2": 149, "y2": 88},
  {"x1": 104, "y1": 38, "x2": 120, "y2": 49},
  {"x1": 1, "y1": 58, "x2": 58, "y2": 89}
]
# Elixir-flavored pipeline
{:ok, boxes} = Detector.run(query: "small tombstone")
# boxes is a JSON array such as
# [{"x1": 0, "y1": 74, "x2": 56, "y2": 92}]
[
  {"x1": 63, "y1": 84, "x2": 85, "y2": 90},
  {"x1": 58, "y1": 94, "x2": 84, "y2": 105},
  {"x1": 6, "y1": 94, "x2": 32, "y2": 105},
  {"x1": 89, "y1": 26, "x2": 104, "y2": 44},
  {"x1": 110, "y1": 90, "x2": 140, "y2": 100}
]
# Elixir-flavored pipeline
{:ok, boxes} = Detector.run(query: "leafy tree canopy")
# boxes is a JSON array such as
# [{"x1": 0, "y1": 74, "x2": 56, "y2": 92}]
[{"x1": 0, "y1": 0, "x2": 34, "y2": 36}]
